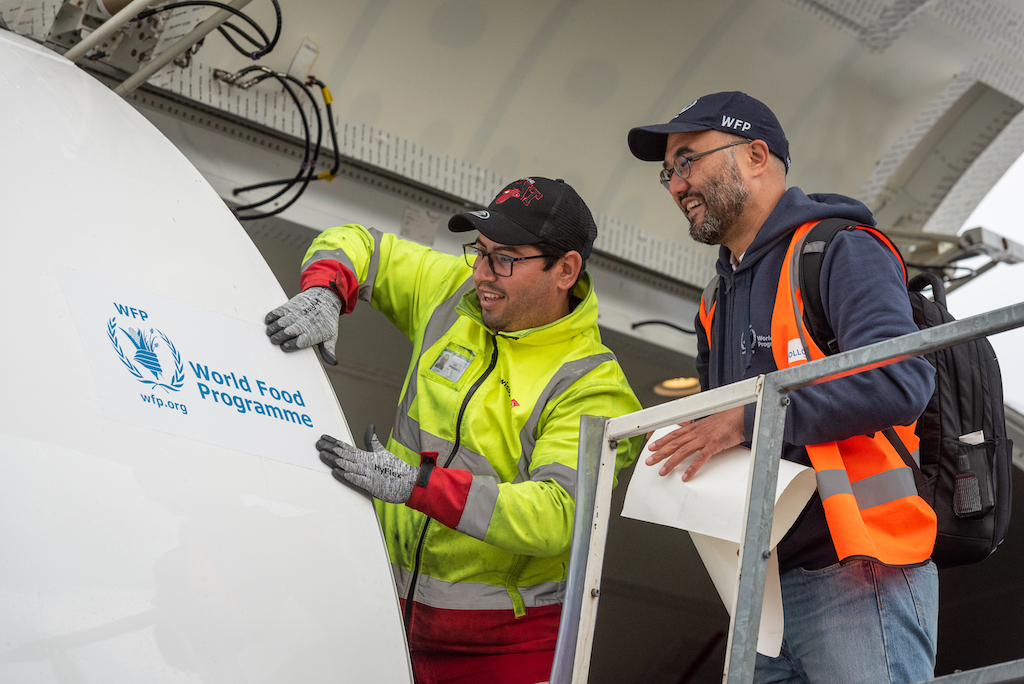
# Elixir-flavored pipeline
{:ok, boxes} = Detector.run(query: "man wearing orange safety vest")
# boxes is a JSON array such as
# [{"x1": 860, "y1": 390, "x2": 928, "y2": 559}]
[{"x1": 628, "y1": 92, "x2": 938, "y2": 684}]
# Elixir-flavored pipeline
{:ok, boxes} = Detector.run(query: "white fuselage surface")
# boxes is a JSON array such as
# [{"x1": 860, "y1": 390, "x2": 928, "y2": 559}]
[{"x1": 0, "y1": 29, "x2": 413, "y2": 683}]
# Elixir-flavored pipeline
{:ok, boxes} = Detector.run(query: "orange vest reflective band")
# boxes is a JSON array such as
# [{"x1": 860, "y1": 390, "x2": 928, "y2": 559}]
[{"x1": 773, "y1": 221, "x2": 935, "y2": 565}]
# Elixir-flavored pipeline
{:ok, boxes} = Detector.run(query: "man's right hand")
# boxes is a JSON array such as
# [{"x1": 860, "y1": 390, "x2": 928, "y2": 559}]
[
  {"x1": 645, "y1": 406, "x2": 745, "y2": 482},
  {"x1": 265, "y1": 287, "x2": 341, "y2": 366}
]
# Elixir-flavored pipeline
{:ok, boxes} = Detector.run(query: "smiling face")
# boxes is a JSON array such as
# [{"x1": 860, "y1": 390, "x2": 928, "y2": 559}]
[
  {"x1": 664, "y1": 130, "x2": 750, "y2": 248},
  {"x1": 470, "y1": 235, "x2": 579, "y2": 333}
]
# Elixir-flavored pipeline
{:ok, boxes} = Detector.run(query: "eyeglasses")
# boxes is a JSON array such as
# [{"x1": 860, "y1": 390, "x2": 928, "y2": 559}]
[
  {"x1": 659, "y1": 140, "x2": 751, "y2": 190},
  {"x1": 463, "y1": 243, "x2": 546, "y2": 277}
]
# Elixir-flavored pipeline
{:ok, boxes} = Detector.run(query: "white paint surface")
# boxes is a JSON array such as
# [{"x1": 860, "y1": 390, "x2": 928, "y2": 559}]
[{"x1": 0, "y1": 29, "x2": 412, "y2": 683}]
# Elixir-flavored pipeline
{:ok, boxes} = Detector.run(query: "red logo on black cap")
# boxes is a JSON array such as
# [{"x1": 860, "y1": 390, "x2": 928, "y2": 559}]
[{"x1": 495, "y1": 179, "x2": 543, "y2": 206}]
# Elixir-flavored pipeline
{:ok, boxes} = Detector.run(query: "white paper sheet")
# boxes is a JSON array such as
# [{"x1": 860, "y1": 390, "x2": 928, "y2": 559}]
[{"x1": 621, "y1": 427, "x2": 817, "y2": 656}]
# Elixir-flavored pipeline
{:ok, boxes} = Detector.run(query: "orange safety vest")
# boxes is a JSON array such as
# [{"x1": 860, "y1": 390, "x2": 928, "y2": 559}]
[{"x1": 700, "y1": 220, "x2": 936, "y2": 565}]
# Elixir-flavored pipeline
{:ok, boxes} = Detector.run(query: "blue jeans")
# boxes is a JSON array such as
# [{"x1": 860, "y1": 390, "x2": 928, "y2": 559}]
[{"x1": 754, "y1": 559, "x2": 938, "y2": 684}]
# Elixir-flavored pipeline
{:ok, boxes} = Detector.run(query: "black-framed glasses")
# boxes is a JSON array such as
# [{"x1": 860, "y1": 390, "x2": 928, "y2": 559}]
[
  {"x1": 463, "y1": 243, "x2": 545, "y2": 277},
  {"x1": 659, "y1": 140, "x2": 751, "y2": 190}
]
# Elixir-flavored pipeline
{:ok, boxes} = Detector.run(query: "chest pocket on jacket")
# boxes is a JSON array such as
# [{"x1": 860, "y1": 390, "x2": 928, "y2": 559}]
[{"x1": 421, "y1": 340, "x2": 480, "y2": 392}]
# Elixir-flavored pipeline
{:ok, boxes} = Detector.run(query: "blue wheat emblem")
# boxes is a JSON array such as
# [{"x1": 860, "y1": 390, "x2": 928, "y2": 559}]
[{"x1": 108, "y1": 318, "x2": 185, "y2": 392}]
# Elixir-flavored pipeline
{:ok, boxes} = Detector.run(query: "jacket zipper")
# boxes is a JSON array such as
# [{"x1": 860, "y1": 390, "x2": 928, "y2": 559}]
[{"x1": 403, "y1": 334, "x2": 500, "y2": 634}]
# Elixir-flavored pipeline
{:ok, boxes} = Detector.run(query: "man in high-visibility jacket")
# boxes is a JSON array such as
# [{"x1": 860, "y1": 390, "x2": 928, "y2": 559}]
[
  {"x1": 264, "y1": 176, "x2": 643, "y2": 684},
  {"x1": 627, "y1": 92, "x2": 938, "y2": 684}
]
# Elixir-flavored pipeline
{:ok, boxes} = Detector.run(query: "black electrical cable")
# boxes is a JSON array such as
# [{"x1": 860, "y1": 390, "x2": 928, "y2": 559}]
[
  {"x1": 231, "y1": 68, "x2": 322, "y2": 203},
  {"x1": 217, "y1": 20, "x2": 269, "y2": 55},
  {"x1": 133, "y1": 0, "x2": 281, "y2": 59},
  {"x1": 215, "y1": 0, "x2": 280, "y2": 59},
  {"x1": 945, "y1": 271, "x2": 979, "y2": 286},
  {"x1": 905, "y1": 261, "x2": 973, "y2": 275},
  {"x1": 231, "y1": 72, "x2": 317, "y2": 214},
  {"x1": 135, "y1": 1, "x2": 266, "y2": 42},
  {"x1": 230, "y1": 67, "x2": 326, "y2": 220},
  {"x1": 631, "y1": 320, "x2": 696, "y2": 334},
  {"x1": 230, "y1": 74, "x2": 340, "y2": 196},
  {"x1": 257, "y1": 0, "x2": 281, "y2": 58},
  {"x1": 230, "y1": 72, "x2": 312, "y2": 213},
  {"x1": 904, "y1": 261, "x2": 977, "y2": 284}
]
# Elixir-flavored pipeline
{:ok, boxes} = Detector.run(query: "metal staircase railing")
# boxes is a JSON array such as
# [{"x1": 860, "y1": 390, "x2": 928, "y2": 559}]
[{"x1": 553, "y1": 300, "x2": 1024, "y2": 684}]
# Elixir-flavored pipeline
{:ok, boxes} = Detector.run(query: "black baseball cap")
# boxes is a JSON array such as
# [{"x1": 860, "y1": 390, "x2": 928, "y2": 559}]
[
  {"x1": 448, "y1": 177, "x2": 598, "y2": 259},
  {"x1": 628, "y1": 91, "x2": 791, "y2": 172}
]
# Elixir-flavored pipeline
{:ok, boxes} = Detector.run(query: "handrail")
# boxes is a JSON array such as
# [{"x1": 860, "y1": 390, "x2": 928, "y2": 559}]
[
  {"x1": 568, "y1": 300, "x2": 1024, "y2": 683},
  {"x1": 550, "y1": 415, "x2": 609, "y2": 684}
]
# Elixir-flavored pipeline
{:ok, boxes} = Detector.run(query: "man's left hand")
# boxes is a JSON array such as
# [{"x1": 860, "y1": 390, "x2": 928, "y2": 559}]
[
  {"x1": 645, "y1": 406, "x2": 745, "y2": 482},
  {"x1": 318, "y1": 433, "x2": 418, "y2": 504}
]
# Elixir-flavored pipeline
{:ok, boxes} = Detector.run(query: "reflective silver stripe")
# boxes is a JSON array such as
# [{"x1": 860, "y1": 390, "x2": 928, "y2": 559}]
[
  {"x1": 361, "y1": 227, "x2": 385, "y2": 303},
  {"x1": 392, "y1": 410, "x2": 421, "y2": 455},
  {"x1": 398, "y1": 426, "x2": 502, "y2": 476},
  {"x1": 300, "y1": 228, "x2": 384, "y2": 304},
  {"x1": 412, "y1": 432, "x2": 501, "y2": 540},
  {"x1": 445, "y1": 443, "x2": 500, "y2": 479},
  {"x1": 421, "y1": 275, "x2": 475, "y2": 352},
  {"x1": 415, "y1": 434, "x2": 501, "y2": 479},
  {"x1": 851, "y1": 467, "x2": 918, "y2": 509},
  {"x1": 392, "y1": 565, "x2": 564, "y2": 610},
  {"x1": 302, "y1": 247, "x2": 357, "y2": 281},
  {"x1": 458, "y1": 477, "x2": 500, "y2": 540},
  {"x1": 515, "y1": 353, "x2": 616, "y2": 497},
  {"x1": 530, "y1": 462, "x2": 576, "y2": 494},
  {"x1": 413, "y1": 438, "x2": 571, "y2": 539},
  {"x1": 816, "y1": 469, "x2": 854, "y2": 500},
  {"x1": 701, "y1": 276, "x2": 719, "y2": 317},
  {"x1": 391, "y1": 276, "x2": 475, "y2": 456},
  {"x1": 816, "y1": 467, "x2": 919, "y2": 510}
]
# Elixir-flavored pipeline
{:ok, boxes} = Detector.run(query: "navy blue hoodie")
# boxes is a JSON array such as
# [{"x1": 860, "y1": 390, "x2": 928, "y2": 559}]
[{"x1": 696, "y1": 187, "x2": 936, "y2": 571}]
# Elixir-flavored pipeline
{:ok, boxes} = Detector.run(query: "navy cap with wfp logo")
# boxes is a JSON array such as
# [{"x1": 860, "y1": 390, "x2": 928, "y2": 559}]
[
  {"x1": 448, "y1": 177, "x2": 598, "y2": 260},
  {"x1": 627, "y1": 91, "x2": 791, "y2": 172}
]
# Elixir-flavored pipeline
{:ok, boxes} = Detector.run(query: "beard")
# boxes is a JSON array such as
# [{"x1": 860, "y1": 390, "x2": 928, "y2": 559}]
[{"x1": 685, "y1": 158, "x2": 749, "y2": 246}]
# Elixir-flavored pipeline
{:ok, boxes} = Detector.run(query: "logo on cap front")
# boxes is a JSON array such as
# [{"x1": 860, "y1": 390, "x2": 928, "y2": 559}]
[
  {"x1": 677, "y1": 99, "x2": 698, "y2": 116},
  {"x1": 495, "y1": 179, "x2": 543, "y2": 206},
  {"x1": 470, "y1": 211, "x2": 490, "y2": 219},
  {"x1": 720, "y1": 115, "x2": 752, "y2": 132}
]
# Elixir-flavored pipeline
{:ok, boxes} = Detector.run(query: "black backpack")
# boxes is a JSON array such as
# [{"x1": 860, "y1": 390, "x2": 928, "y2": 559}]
[{"x1": 798, "y1": 218, "x2": 1014, "y2": 568}]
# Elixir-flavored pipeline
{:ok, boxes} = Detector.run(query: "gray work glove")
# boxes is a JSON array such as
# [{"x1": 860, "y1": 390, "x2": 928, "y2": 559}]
[
  {"x1": 317, "y1": 433, "x2": 418, "y2": 504},
  {"x1": 265, "y1": 287, "x2": 341, "y2": 366}
]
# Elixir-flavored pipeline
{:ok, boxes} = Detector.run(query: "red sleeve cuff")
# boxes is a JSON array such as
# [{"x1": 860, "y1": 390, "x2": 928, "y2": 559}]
[
  {"x1": 300, "y1": 260, "x2": 359, "y2": 314},
  {"x1": 406, "y1": 453, "x2": 473, "y2": 530}
]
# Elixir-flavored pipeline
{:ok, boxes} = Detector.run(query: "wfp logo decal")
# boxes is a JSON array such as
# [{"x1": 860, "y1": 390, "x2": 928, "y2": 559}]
[{"x1": 107, "y1": 303, "x2": 184, "y2": 393}]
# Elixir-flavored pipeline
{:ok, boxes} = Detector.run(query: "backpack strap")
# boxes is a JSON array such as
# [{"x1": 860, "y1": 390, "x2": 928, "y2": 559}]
[
  {"x1": 798, "y1": 218, "x2": 859, "y2": 355},
  {"x1": 909, "y1": 271, "x2": 947, "y2": 308},
  {"x1": 798, "y1": 219, "x2": 907, "y2": 356},
  {"x1": 883, "y1": 426, "x2": 926, "y2": 488}
]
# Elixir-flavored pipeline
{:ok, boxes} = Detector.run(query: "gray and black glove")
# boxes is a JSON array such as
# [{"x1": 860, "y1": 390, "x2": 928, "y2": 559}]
[
  {"x1": 318, "y1": 433, "x2": 418, "y2": 504},
  {"x1": 265, "y1": 287, "x2": 341, "y2": 365}
]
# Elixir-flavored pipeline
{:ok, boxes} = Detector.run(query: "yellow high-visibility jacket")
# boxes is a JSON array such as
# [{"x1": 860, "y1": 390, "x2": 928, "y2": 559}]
[{"x1": 300, "y1": 224, "x2": 643, "y2": 656}]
